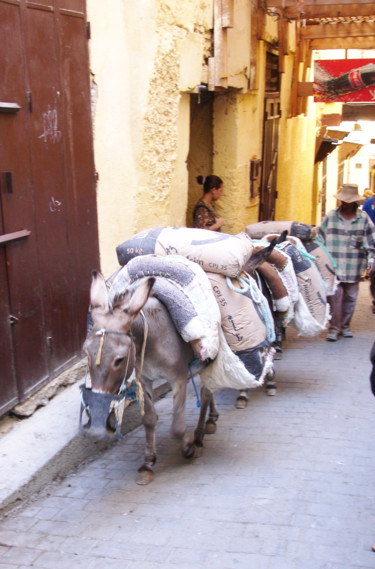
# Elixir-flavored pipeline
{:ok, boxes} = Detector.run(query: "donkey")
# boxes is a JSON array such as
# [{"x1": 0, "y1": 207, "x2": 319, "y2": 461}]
[{"x1": 83, "y1": 270, "x2": 219, "y2": 485}]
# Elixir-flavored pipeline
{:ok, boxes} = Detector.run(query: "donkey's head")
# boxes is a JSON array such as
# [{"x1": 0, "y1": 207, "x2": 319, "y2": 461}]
[
  {"x1": 80, "y1": 271, "x2": 154, "y2": 440},
  {"x1": 84, "y1": 270, "x2": 155, "y2": 394},
  {"x1": 244, "y1": 230, "x2": 288, "y2": 275}
]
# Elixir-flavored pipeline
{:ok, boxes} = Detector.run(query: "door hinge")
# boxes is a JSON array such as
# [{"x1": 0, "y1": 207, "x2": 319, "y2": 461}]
[{"x1": 86, "y1": 21, "x2": 91, "y2": 40}]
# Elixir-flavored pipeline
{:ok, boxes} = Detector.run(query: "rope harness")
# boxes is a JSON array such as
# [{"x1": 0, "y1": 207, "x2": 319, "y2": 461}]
[{"x1": 226, "y1": 273, "x2": 276, "y2": 343}]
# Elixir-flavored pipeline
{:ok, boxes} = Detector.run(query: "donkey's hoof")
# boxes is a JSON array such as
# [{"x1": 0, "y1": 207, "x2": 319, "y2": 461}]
[
  {"x1": 236, "y1": 396, "x2": 248, "y2": 409},
  {"x1": 266, "y1": 387, "x2": 277, "y2": 396},
  {"x1": 205, "y1": 420, "x2": 217, "y2": 435},
  {"x1": 273, "y1": 351, "x2": 282, "y2": 360},
  {"x1": 192, "y1": 444, "x2": 203, "y2": 458},
  {"x1": 137, "y1": 470, "x2": 154, "y2": 485},
  {"x1": 183, "y1": 442, "x2": 196, "y2": 458}
]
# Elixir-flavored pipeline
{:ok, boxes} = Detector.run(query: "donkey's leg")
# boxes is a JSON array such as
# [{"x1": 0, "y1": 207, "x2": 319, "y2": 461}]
[
  {"x1": 189, "y1": 385, "x2": 214, "y2": 456},
  {"x1": 236, "y1": 389, "x2": 249, "y2": 409},
  {"x1": 170, "y1": 376, "x2": 196, "y2": 458},
  {"x1": 273, "y1": 319, "x2": 284, "y2": 360},
  {"x1": 205, "y1": 392, "x2": 219, "y2": 434},
  {"x1": 137, "y1": 383, "x2": 158, "y2": 485},
  {"x1": 265, "y1": 367, "x2": 277, "y2": 396}
]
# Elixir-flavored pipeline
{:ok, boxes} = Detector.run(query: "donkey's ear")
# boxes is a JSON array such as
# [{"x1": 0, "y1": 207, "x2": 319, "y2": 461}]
[
  {"x1": 89, "y1": 270, "x2": 109, "y2": 312},
  {"x1": 120, "y1": 277, "x2": 155, "y2": 317}
]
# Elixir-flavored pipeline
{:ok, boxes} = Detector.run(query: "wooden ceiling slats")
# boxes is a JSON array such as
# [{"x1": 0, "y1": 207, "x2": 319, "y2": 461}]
[
  {"x1": 268, "y1": 1, "x2": 375, "y2": 20},
  {"x1": 301, "y1": 21, "x2": 375, "y2": 40}
]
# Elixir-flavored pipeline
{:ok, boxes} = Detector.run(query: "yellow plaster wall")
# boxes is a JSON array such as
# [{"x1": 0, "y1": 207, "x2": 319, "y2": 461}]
[
  {"x1": 87, "y1": 0, "x2": 213, "y2": 277},
  {"x1": 211, "y1": 46, "x2": 267, "y2": 235},
  {"x1": 275, "y1": 53, "x2": 316, "y2": 224}
]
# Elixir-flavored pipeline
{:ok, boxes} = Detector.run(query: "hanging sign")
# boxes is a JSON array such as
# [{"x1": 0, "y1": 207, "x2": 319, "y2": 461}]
[{"x1": 314, "y1": 59, "x2": 375, "y2": 103}]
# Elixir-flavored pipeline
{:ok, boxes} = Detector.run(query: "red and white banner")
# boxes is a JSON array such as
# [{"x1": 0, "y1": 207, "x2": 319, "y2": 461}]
[{"x1": 314, "y1": 59, "x2": 375, "y2": 102}]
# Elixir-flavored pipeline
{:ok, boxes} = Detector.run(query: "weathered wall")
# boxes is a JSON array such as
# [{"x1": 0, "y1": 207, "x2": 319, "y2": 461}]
[
  {"x1": 276, "y1": 47, "x2": 316, "y2": 224},
  {"x1": 211, "y1": 44, "x2": 267, "y2": 234},
  {"x1": 87, "y1": 0, "x2": 213, "y2": 276}
]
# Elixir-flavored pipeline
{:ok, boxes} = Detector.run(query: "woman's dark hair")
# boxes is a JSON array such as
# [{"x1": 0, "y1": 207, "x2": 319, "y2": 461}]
[{"x1": 197, "y1": 174, "x2": 223, "y2": 194}]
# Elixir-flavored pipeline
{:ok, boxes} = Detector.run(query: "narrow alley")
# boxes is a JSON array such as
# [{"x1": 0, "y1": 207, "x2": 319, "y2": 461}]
[{"x1": 0, "y1": 282, "x2": 374, "y2": 569}]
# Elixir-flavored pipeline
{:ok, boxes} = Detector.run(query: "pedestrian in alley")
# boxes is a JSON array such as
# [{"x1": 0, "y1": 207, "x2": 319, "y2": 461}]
[
  {"x1": 193, "y1": 174, "x2": 225, "y2": 231},
  {"x1": 362, "y1": 190, "x2": 375, "y2": 313},
  {"x1": 317, "y1": 183, "x2": 375, "y2": 342}
]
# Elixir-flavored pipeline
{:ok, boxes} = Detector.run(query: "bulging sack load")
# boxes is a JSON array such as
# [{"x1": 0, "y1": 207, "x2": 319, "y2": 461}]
[
  {"x1": 108, "y1": 254, "x2": 221, "y2": 361},
  {"x1": 116, "y1": 226, "x2": 254, "y2": 277},
  {"x1": 207, "y1": 272, "x2": 268, "y2": 352},
  {"x1": 245, "y1": 221, "x2": 316, "y2": 242},
  {"x1": 304, "y1": 239, "x2": 338, "y2": 296},
  {"x1": 207, "y1": 272, "x2": 275, "y2": 383},
  {"x1": 280, "y1": 241, "x2": 329, "y2": 335}
]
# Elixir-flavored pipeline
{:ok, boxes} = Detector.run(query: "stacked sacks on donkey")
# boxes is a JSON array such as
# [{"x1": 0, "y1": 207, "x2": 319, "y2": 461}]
[
  {"x1": 207, "y1": 270, "x2": 275, "y2": 408},
  {"x1": 302, "y1": 238, "x2": 338, "y2": 297},
  {"x1": 117, "y1": 226, "x2": 276, "y2": 394},
  {"x1": 244, "y1": 237, "x2": 299, "y2": 357},
  {"x1": 110, "y1": 254, "x2": 270, "y2": 394},
  {"x1": 245, "y1": 220, "x2": 317, "y2": 242},
  {"x1": 116, "y1": 226, "x2": 254, "y2": 276},
  {"x1": 261, "y1": 234, "x2": 330, "y2": 336}
]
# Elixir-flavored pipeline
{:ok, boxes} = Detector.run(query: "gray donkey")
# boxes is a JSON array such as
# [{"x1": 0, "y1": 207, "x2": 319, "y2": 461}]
[
  {"x1": 82, "y1": 236, "x2": 283, "y2": 484},
  {"x1": 83, "y1": 270, "x2": 219, "y2": 485}
]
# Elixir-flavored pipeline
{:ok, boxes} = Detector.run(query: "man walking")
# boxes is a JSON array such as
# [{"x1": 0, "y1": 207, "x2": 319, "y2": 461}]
[{"x1": 317, "y1": 184, "x2": 375, "y2": 341}]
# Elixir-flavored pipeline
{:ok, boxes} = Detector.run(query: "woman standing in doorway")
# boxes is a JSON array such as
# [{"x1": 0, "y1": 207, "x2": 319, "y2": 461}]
[{"x1": 193, "y1": 175, "x2": 225, "y2": 231}]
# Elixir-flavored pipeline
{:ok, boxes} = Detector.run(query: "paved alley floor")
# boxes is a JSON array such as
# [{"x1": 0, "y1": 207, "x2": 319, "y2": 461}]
[{"x1": 0, "y1": 281, "x2": 375, "y2": 569}]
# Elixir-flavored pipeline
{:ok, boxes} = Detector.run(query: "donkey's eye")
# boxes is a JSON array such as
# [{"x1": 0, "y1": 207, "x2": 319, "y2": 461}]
[{"x1": 114, "y1": 356, "x2": 125, "y2": 368}]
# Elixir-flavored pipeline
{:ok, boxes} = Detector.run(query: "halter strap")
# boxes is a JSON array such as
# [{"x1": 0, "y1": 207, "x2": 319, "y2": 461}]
[
  {"x1": 92, "y1": 327, "x2": 133, "y2": 337},
  {"x1": 92, "y1": 327, "x2": 133, "y2": 367},
  {"x1": 90, "y1": 314, "x2": 148, "y2": 416}
]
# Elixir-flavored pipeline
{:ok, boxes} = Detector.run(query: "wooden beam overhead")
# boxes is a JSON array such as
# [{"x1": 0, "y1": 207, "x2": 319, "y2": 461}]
[
  {"x1": 267, "y1": 1, "x2": 375, "y2": 19},
  {"x1": 284, "y1": 5, "x2": 375, "y2": 19},
  {"x1": 301, "y1": 21, "x2": 375, "y2": 40},
  {"x1": 297, "y1": 81, "x2": 314, "y2": 97},
  {"x1": 269, "y1": 0, "x2": 375, "y2": 8},
  {"x1": 309, "y1": 36, "x2": 375, "y2": 49},
  {"x1": 342, "y1": 103, "x2": 375, "y2": 120}
]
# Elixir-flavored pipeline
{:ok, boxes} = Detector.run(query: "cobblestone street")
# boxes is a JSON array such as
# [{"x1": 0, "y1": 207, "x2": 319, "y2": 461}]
[{"x1": 0, "y1": 281, "x2": 375, "y2": 569}]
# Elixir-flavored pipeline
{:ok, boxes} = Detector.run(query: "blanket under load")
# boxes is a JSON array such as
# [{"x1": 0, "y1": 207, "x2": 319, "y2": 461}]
[
  {"x1": 277, "y1": 240, "x2": 330, "y2": 336},
  {"x1": 206, "y1": 272, "x2": 275, "y2": 385},
  {"x1": 116, "y1": 226, "x2": 254, "y2": 277},
  {"x1": 245, "y1": 220, "x2": 317, "y2": 242},
  {"x1": 108, "y1": 255, "x2": 262, "y2": 392}
]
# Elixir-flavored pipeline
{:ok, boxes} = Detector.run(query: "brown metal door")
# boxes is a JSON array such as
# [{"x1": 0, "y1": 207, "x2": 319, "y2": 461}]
[
  {"x1": 24, "y1": 2, "x2": 78, "y2": 373},
  {"x1": 0, "y1": 0, "x2": 99, "y2": 414},
  {"x1": 259, "y1": 98, "x2": 280, "y2": 221},
  {"x1": 0, "y1": 0, "x2": 49, "y2": 411}
]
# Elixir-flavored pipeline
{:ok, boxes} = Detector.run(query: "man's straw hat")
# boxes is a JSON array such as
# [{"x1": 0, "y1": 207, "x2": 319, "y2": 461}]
[{"x1": 333, "y1": 184, "x2": 365, "y2": 204}]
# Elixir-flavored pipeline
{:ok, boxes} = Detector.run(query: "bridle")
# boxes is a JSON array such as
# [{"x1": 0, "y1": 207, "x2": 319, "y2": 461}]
[
  {"x1": 92, "y1": 327, "x2": 134, "y2": 367},
  {"x1": 86, "y1": 310, "x2": 149, "y2": 415}
]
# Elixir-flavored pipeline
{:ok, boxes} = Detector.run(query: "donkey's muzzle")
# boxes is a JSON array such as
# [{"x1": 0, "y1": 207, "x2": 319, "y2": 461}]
[{"x1": 79, "y1": 385, "x2": 126, "y2": 441}]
